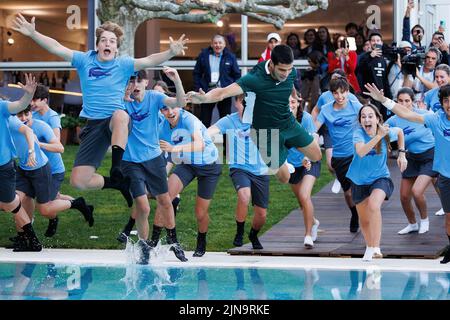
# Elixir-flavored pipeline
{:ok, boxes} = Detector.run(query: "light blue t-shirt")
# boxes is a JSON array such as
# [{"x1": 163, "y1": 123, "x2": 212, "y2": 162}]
[
  {"x1": 9, "y1": 118, "x2": 51, "y2": 170},
  {"x1": 317, "y1": 98, "x2": 362, "y2": 157},
  {"x1": 424, "y1": 111, "x2": 450, "y2": 178},
  {"x1": 0, "y1": 101, "x2": 19, "y2": 166},
  {"x1": 123, "y1": 90, "x2": 166, "y2": 163},
  {"x1": 346, "y1": 127, "x2": 399, "y2": 185},
  {"x1": 287, "y1": 112, "x2": 316, "y2": 167},
  {"x1": 32, "y1": 109, "x2": 61, "y2": 130},
  {"x1": 424, "y1": 87, "x2": 441, "y2": 113},
  {"x1": 386, "y1": 108, "x2": 435, "y2": 154},
  {"x1": 215, "y1": 112, "x2": 268, "y2": 175},
  {"x1": 159, "y1": 109, "x2": 218, "y2": 165},
  {"x1": 316, "y1": 91, "x2": 358, "y2": 111},
  {"x1": 33, "y1": 109, "x2": 65, "y2": 174},
  {"x1": 72, "y1": 50, "x2": 135, "y2": 119}
]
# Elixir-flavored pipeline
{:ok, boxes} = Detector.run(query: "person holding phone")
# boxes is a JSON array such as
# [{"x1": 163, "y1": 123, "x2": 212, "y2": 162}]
[
  {"x1": 357, "y1": 32, "x2": 392, "y2": 120},
  {"x1": 328, "y1": 35, "x2": 361, "y2": 93},
  {"x1": 430, "y1": 32, "x2": 450, "y2": 66}
]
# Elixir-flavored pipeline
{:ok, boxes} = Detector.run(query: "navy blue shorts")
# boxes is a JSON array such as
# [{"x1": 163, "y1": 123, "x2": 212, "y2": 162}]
[
  {"x1": 229, "y1": 168, "x2": 270, "y2": 209},
  {"x1": 50, "y1": 172, "x2": 65, "y2": 200},
  {"x1": 0, "y1": 160, "x2": 17, "y2": 203},
  {"x1": 351, "y1": 177, "x2": 394, "y2": 205},
  {"x1": 402, "y1": 148, "x2": 438, "y2": 179},
  {"x1": 74, "y1": 116, "x2": 132, "y2": 169},
  {"x1": 331, "y1": 156, "x2": 353, "y2": 192},
  {"x1": 122, "y1": 154, "x2": 168, "y2": 199},
  {"x1": 289, "y1": 161, "x2": 321, "y2": 185},
  {"x1": 16, "y1": 162, "x2": 53, "y2": 204},
  {"x1": 437, "y1": 175, "x2": 450, "y2": 213},
  {"x1": 173, "y1": 163, "x2": 222, "y2": 200}
]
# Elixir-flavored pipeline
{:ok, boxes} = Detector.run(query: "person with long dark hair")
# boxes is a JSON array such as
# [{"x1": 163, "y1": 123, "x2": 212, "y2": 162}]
[
  {"x1": 364, "y1": 82, "x2": 450, "y2": 264},
  {"x1": 346, "y1": 104, "x2": 406, "y2": 261},
  {"x1": 386, "y1": 88, "x2": 436, "y2": 235}
]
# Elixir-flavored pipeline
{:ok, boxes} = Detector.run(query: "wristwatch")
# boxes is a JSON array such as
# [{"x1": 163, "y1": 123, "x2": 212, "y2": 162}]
[
  {"x1": 398, "y1": 149, "x2": 407, "y2": 153},
  {"x1": 28, "y1": 149, "x2": 34, "y2": 154}
]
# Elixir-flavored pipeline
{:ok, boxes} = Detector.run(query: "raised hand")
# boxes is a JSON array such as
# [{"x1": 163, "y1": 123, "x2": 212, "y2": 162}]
[
  {"x1": 169, "y1": 34, "x2": 188, "y2": 57},
  {"x1": 162, "y1": 66, "x2": 180, "y2": 82},
  {"x1": 11, "y1": 14, "x2": 36, "y2": 37},
  {"x1": 364, "y1": 83, "x2": 386, "y2": 102},
  {"x1": 302, "y1": 158, "x2": 312, "y2": 171},
  {"x1": 18, "y1": 73, "x2": 37, "y2": 95},
  {"x1": 124, "y1": 81, "x2": 135, "y2": 102}
]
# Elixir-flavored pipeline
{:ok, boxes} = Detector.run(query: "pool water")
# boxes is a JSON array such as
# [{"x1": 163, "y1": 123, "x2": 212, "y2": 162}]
[{"x1": 0, "y1": 262, "x2": 448, "y2": 300}]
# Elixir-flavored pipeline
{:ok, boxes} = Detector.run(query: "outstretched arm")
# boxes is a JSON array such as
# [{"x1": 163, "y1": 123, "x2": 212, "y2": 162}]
[
  {"x1": 396, "y1": 128, "x2": 408, "y2": 172},
  {"x1": 364, "y1": 83, "x2": 425, "y2": 124},
  {"x1": 187, "y1": 83, "x2": 244, "y2": 105},
  {"x1": 7, "y1": 74, "x2": 37, "y2": 114},
  {"x1": 12, "y1": 14, "x2": 73, "y2": 62},
  {"x1": 134, "y1": 35, "x2": 188, "y2": 71},
  {"x1": 39, "y1": 137, "x2": 64, "y2": 154}
]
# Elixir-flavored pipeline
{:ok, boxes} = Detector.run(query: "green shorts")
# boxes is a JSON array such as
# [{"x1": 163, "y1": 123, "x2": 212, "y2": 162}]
[{"x1": 255, "y1": 121, "x2": 314, "y2": 169}]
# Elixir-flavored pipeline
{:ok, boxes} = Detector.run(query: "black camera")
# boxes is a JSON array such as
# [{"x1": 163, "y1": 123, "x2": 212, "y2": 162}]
[
  {"x1": 401, "y1": 48, "x2": 426, "y2": 76},
  {"x1": 382, "y1": 42, "x2": 409, "y2": 61}
]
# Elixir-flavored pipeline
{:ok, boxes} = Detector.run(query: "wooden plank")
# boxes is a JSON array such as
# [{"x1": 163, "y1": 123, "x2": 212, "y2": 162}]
[{"x1": 228, "y1": 160, "x2": 448, "y2": 259}]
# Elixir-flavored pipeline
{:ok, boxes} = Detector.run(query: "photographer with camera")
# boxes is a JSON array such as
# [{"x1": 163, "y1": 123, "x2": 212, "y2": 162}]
[
  {"x1": 327, "y1": 35, "x2": 361, "y2": 93},
  {"x1": 358, "y1": 32, "x2": 392, "y2": 120},
  {"x1": 403, "y1": 47, "x2": 440, "y2": 102},
  {"x1": 387, "y1": 41, "x2": 414, "y2": 98},
  {"x1": 402, "y1": 0, "x2": 426, "y2": 51}
]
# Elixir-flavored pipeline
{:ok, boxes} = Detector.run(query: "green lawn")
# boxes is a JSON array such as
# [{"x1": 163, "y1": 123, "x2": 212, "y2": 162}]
[{"x1": 0, "y1": 145, "x2": 333, "y2": 251}]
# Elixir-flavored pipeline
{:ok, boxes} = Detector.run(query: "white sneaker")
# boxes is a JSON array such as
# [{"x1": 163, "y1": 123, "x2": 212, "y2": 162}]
[
  {"x1": 311, "y1": 219, "x2": 320, "y2": 242},
  {"x1": 419, "y1": 219, "x2": 429, "y2": 234},
  {"x1": 398, "y1": 223, "x2": 419, "y2": 235},
  {"x1": 304, "y1": 235, "x2": 314, "y2": 248},
  {"x1": 362, "y1": 247, "x2": 375, "y2": 261},
  {"x1": 373, "y1": 247, "x2": 383, "y2": 259},
  {"x1": 286, "y1": 161, "x2": 295, "y2": 174},
  {"x1": 331, "y1": 179, "x2": 341, "y2": 194},
  {"x1": 435, "y1": 208, "x2": 445, "y2": 216}
]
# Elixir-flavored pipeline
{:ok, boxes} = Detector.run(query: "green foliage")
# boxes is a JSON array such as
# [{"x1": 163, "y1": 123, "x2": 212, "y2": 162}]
[{"x1": 60, "y1": 116, "x2": 78, "y2": 129}]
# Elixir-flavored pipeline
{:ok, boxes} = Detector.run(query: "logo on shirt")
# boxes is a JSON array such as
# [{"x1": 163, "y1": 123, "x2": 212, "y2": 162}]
[
  {"x1": 172, "y1": 135, "x2": 184, "y2": 145},
  {"x1": 432, "y1": 103, "x2": 442, "y2": 112},
  {"x1": 333, "y1": 117, "x2": 352, "y2": 127},
  {"x1": 130, "y1": 112, "x2": 150, "y2": 122},
  {"x1": 88, "y1": 67, "x2": 111, "y2": 78},
  {"x1": 443, "y1": 129, "x2": 450, "y2": 137},
  {"x1": 403, "y1": 126, "x2": 416, "y2": 136}
]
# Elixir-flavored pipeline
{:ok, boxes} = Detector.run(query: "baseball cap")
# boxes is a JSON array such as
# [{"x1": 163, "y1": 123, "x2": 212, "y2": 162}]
[{"x1": 267, "y1": 32, "x2": 281, "y2": 42}]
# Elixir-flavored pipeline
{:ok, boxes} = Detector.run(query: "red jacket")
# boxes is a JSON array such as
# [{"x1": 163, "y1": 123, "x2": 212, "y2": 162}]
[
  {"x1": 327, "y1": 50, "x2": 361, "y2": 93},
  {"x1": 258, "y1": 47, "x2": 271, "y2": 63}
]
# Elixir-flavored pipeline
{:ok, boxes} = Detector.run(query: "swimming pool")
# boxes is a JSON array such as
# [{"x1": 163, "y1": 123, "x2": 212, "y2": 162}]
[{"x1": 0, "y1": 262, "x2": 448, "y2": 300}]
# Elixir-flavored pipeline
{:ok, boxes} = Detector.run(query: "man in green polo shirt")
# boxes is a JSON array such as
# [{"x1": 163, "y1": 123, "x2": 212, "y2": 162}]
[{"x1": 188, "y1": 44, "x2": 321, "y2": 183}]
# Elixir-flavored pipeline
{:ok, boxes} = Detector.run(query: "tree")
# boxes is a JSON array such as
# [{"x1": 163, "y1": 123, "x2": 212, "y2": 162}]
[{"x1": 97, "y1": 0, "x2": 329, "y2": 56}]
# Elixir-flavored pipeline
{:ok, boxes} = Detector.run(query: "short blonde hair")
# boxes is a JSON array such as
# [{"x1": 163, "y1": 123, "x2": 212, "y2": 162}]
[{"x1": 95, "y1": 21, "x2": 124, "y2": 48}]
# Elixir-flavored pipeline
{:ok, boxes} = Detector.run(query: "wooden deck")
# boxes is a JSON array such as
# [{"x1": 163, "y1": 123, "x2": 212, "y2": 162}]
[{"x1": 228, "y1": 160, "x2": 448, "y2": 259}]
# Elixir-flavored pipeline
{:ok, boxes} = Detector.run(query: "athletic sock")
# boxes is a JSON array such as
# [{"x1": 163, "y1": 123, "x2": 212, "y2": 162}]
[
  {"x1": 172, "y1": 197, "x2": 181, "y2": 216},
  {"x1": 102, "y1": 176, "x2": 115, "y2": 189},
  {"x1": 150, "y1": 225, "x2": 162, "y2": 246},
  {"x1": 70, "y1": 197, "x2": 94, "y2": 226},
  {"x1": 123, "y1": 217, "x2": 135, "y2": 235},
  {"x1": 249, "y1": 228, "x2": 263, "y2": 249},
  {"x1": 193, "y1": 232, "x2": 207, "y2": 257},
  {"x1": 166, "y1": 227, "x2": 178, "y2": 244},
  {"x1": 350, "y1": 206, "x2": 359, "y2": 232},
  {"x1": 102, "y1": 176, "x2": 133, "y2": 207},
  {"x1": 111, "y1": 145, "x2": 124, "y2": 171},
  {"x1": 236, "y1": 220, "x2": 245, "y2": 235}
]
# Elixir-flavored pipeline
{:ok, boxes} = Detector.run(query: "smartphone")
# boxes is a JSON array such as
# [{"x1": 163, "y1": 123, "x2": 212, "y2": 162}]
[
  {"x1": 440, "y1": 20, "x2": 446, "y2": 28},
  {"x1": 375, "y1": 44, "x2": 383, "y2": 50},
  {"x1": 347, "y1": 37, "x2": 357, "y2": 51}
]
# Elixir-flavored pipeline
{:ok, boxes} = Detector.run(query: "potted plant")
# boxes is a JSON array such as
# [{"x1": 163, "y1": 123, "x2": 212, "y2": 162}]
[{"x1": 60, "y1": 115, "x2": 78, "y2": 145}]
